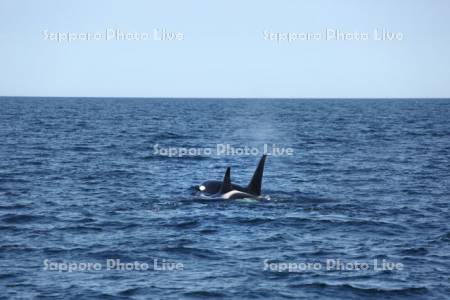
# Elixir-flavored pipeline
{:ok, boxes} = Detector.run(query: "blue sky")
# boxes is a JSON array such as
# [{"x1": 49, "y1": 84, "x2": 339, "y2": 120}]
[{"x1": 0, "y1": 0, "x2": 449, "y2": 98}]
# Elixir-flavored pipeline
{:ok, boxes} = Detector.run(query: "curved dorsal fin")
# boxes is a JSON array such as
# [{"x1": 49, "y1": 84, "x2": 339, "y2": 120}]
[
  {"x1": 219, "y1": 167, "x2": 233, "y2": 194},
  {"x1": 247, "y1": 155, "x2": 267, "y2": 195}
]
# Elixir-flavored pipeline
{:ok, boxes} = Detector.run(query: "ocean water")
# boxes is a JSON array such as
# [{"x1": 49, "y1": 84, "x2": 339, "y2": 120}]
[{"x1": 0, "y1": 98, "x2": 449, "y2": 299}]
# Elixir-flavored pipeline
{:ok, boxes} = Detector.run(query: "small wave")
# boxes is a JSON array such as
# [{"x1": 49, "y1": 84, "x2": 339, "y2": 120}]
[
  {"x1": 0, "y1": 203, "x2": 30, "y2": 210},
  {"x1": 5, "y1": 282, "x2": 37, "y2": 289},
  {"x1": 148, "y1": 154, "x2": 210, "y2": 161},
  {"x1": 68, "y1": 146, "x2": 100, "y2": 152},
  {"x1": 166, "y1": 220, "x2": 200, "y2": 229},
  {"x1": 99, "y1": 170, "x2": 134, "y2": 177},
  {"x1": 0, "y1": 244, "x2": 38, "y2": 253},
  {"x1": 437, "y1": 232, "x2": 450, "y2": 242},
  {"x1": 0, "y1": 178, "x2": 30, "y2": 184},
  {"x1": 282, "y1": 215, "x2": 408, "y2": 231},
  {"x1": 0, "y1": 225, "x2": 21, "y2": 232},
  {"x1": 265, "y1": 191, "x2": 336, "y2": 204},
  {"x1": 80, "y1": 175, "x2": 99, "y2": 181},
  {"x1": 151, "y1": 132, "x2": 191, "y2": 140},
  {"x1": 61, "y1": 225, "x2": 103, "y2": 233},
  {"x1": 42, "y1": 246, "x2": 88, "y2": 255},
  {"x1": 75, "y1": 217, "x2": 97, "y2": 223},
  {"x1": 182, "y1": 290, "x2": 226, "y2": 298},
  {"x1": 235, "y1": 198, "x2": 260, "y2": 204},
  {"x1": 141, "y1": 155, "x2": 166, "y2": 161},
  {"x1": 231, "y1": 217, "x2": 274, "y2": 225},
  {"x1": 0, "y1": 273, "x2": 17, "y2": 280},
  {"x1": 1, "y1": 213, "x2": 43, "y2": 224},
  {"x1": 289, "y1": 282, "x2": 428, "y2": 296},
  {"x1": 161, "y1": 246, "x2": 222, "y2": 259},
  {"x1": 85, "y1": 250, "x2": 132, "y2": 260},
  {"x1": 262, "y1": 233, "x2": 288, "y2": 242},
  {"x1": 399, "y1": 247, "x2": 428, "y2": 256},
  {"x1": 199, "y1": 228, "x2": 218, "y2": 234},
  {"x1": 118, "y1": 287, "x2": 142, "y2": 296},
  {"x1": 94, "y1": 220, "x2": 139, "y2": 229}
]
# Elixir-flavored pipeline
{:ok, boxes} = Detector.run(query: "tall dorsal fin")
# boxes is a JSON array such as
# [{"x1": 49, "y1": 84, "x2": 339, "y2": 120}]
[
  {"x1": 219, "y1": 167, "x2": 233, "y2": 194},
  {"x1": 247, "y1": 155, "x2": 267, "y2": 195}
]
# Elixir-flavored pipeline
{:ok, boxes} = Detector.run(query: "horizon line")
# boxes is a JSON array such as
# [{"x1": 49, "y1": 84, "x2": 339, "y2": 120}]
[{"x1": 1, "y1": 96, "x2": 450, "y2": 100}]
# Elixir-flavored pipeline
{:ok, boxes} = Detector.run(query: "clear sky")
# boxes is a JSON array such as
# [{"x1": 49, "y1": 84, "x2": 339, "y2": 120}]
[{"x1": 0, "y1": 0, "x2": 449, "y2": 98}]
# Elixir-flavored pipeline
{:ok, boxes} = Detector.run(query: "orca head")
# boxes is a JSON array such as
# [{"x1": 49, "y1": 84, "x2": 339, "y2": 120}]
[{"x1": 197, "y1": 180, "x2": 222, "y2": 195}]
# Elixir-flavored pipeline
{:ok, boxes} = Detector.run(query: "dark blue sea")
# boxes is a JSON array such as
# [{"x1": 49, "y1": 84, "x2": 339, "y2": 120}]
[{"x1": 0, "y1": 98, "x2": 449, "y2": 299}]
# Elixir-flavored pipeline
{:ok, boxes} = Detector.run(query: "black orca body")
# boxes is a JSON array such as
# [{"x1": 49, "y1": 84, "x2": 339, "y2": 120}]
[{"x1": 197, "y1": 155, "x2": 267, "y2": 200}]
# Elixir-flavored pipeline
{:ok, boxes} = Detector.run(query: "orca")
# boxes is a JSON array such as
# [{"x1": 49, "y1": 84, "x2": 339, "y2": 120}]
[{"x1": 197, "y1": 155, "x2": 267, "y2": 199}]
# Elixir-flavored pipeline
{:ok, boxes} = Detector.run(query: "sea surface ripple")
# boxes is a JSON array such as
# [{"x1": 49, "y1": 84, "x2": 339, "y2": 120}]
[{"x1": 0, "y1": 98, "x2": 449, "y2": 299}]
